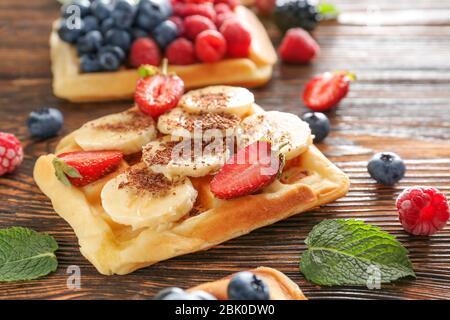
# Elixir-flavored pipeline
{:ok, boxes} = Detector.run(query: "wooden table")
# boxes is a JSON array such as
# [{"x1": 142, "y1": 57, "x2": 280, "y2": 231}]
[{"x1": 1, "y1": 0, "x2": 449, "y2": 300}]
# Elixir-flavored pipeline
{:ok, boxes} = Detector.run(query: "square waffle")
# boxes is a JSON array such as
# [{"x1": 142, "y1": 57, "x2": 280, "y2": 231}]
[
  {"x1": 188, "y1": 267, "x2": 307, "y2": 300},
  {"x1": 50, "y1": 6, "x2": 277, "y2": 102},
  {"x1": 34, "y1": 101, "x2": 349, "y2": 275}
]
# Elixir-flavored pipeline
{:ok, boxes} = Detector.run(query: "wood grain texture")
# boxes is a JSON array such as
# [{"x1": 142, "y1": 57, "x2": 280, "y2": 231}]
[{"x1": 0, "y1": 0, "x2": 449, "y2": 300}]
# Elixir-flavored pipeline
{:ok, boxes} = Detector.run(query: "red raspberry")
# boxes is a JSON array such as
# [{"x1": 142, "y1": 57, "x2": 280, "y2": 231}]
[
  {"x1": 215, "y1": 11, "x2": 235, "y2": 28},
  {"x1": 195, "y1": 30, "x2": 226, "y2": 63},
  {"x1": 184, "y1": 15, "x2": 216, "y2": 40},
  {"x1": 255, "y1": 0, "x2": 275, "y2": 16},
  {"x1": 0, "y1": 132, "x2": 23, "y2": 176},
  {"x1": 214, "y1": 3, "x2": 231, "y2": 14},
  {"x1": 220, "y1": 18, "x2": 251, "y2": 58},
  {"x1": 166, "y1": 37, "x2": 197, "y2": 65},
  {"x1": 214, "y1": 0, "x2": 239, "y2": 10},
  {"x1": 173, "y1": 3, "x2": 216, "y2": 21},
  {"x1": 168, "y1": 16, "x2": 185, "y2": 36},
  {"x1": 129, "y1": 38, "x2": 161, "y2": 68},
  {"x1": 278, "y1": 28, "x2": 319, "y2": 64},
  {"x1": 185, "y1": 0, "x2": 214, "y2": 3},
  {"x1": 396, "y1": 187, "x2": 450, "y2": 236}
]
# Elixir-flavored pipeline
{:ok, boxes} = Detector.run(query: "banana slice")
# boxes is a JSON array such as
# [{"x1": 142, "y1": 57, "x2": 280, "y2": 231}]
[
  {"x1": 101, "y1": 164, "x2": 197, "y2": 230},
  {"x1": 157, "y1": 107, "x2": 240, "y2": 138},
  {"x1": 74, "y1": 108, "x2": 156, "y2": 154},
  {"x1": 237, "y1": 111, "x2": 312, "y2": 160},
  {"x1": 143, "y1": 136, "x2": 229, "y2": 179},
  {"x1": 179, "y1": 86, "x2": 254, "y2": 117}
]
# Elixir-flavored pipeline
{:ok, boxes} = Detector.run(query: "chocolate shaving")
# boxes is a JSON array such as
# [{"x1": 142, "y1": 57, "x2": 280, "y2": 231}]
[
  {"x1": 93, "y1": 109, "x2": 154, "y2": 132},
  {"x1": 190, "y1": 92, "x2": 230, "y2": 111},
  {"x1": 118, "y1": 166, "x2": 182, "y2": 197}
]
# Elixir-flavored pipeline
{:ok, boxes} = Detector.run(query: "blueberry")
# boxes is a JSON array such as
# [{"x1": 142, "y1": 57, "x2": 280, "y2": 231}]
[
  {"x1": 188, "y1": 291, "x2": 217, "y2": 300},
  {"x1": 80, "y1": 54, "x2": 102, "y2": 72},
  {"x1": 98, "y1": 45, "x2": 126, "y2": 62},
  {"x1": 77, "y1": 30, "x2": 103, "y2": 54},
  {"x1": 152, "y1": 20, "x2": 177, "y2": 48},
  {"x1": 131, "y1": 28, "x2": 149, "y2": 40},
  {"x1": 227, "y1": 272, "x2": 270, "y2": 300},
  {"x1": 301, "y1": 112, "x2": 330, "y2": 143},
  {"x1": 58, "y1": 19, "x2": 84, "y2": 43},
  {"x1": 91, "y1": 0, "x2": 112, "y2": 21},
  {"x1": 61, "y1": 0, "x2": 91, "y2": 18},
  {"x1": 100, "y1": 17, "x2": 115, "y2": 34},
  {"x1": 82, "y1": 15, "x2": 100, "y2": 33},
  {"x1": 153, "y1": 287, "x2": 217, "y2": 300},
  {"x1": 136, "y1": 0, "x2": 171, "y2": 31},
  {"x1": 27, "y1": 108, "x2": 64, "y2": 139},
  {"x1": 112, "y1": 0, "x2": 137, "y2": 29},
  {"x1": 105, "y1": 28, "x2": 132, "y2": 51},
  {"x1": 367, "y1": 152, "x2": 406, "y2": 186},
  {"x1": 99, "y1": 51, "x2": 121, "y2": 71}
]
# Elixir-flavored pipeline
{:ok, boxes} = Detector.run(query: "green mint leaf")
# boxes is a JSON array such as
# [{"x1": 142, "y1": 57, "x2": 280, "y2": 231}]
[
  {"x1": 300, "y1": 219, "x2": 415, "y2": 286},
  {"x1": 318, "y1": 3, "x2": 340, "y2": 20},
  {"x1": 0, "y1": 227, "x2": 58, "y2": 282}
]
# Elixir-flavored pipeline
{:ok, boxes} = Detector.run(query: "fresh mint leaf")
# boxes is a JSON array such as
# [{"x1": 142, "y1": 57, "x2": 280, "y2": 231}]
[
  {"x1": 0, "y1": 227, "x2": 58, "y2": 282},
  {"x1": 300, "y1": 219, "x2": 415, "y2": 286}
]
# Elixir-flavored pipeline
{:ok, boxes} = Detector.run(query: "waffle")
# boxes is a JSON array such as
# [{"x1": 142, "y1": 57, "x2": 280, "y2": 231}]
[
  {"x1": 33, "y1": 103, "x2": 349, "y2": 275},
  {"x1": 188, "y1": 267, "x2": 307, "y2": 300},
  {"x1": 50, "y1": 6, "x2": 277, "y2": 102}
]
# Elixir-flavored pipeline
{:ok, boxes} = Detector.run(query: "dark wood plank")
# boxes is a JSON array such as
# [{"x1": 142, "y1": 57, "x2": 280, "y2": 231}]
[{"x1": 0, "y1": 0, "x2": 449, "y2": 299}]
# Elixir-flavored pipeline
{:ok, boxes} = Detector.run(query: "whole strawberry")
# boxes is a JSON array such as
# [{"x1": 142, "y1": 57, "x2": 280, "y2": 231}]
[
  {"x1": 0, "y1": 132, "x2": 24, "y2": 176},
  {"x1": 279, "y1": 28, "x2": 319, "y2": 64},
  {"x1": 396, "y1": 187, "x2": 449, "y2": 236}
]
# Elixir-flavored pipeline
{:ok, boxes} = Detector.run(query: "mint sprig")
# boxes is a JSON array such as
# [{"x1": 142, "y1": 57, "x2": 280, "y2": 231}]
[
  {"x1": 300, "y1": 219, "x2": 415, "y2": 286},
  {"x1": 0, "y1": 227, "x2": 58, "y2": 282}
]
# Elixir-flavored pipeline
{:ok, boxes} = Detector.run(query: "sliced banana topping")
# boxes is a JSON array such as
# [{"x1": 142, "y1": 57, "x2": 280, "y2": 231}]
[
  {"x1": 143, "y1": 136, "x2": 230, "y2": 179},
  {"x1": 237, "y1": 111, "x2": 312, "y2": 160},
  {"x1": 101, "y1": 164, "x2": 197, "y2": 230},
  {"x1": 179, "y1": 86, "x2": 254, "y2": 117},
  {"x1": 157, "y1": 107, "x2": 240, "y2": 138},
  {"x1": 74, "y1": 108, "x2": 156, "y2": 154}
]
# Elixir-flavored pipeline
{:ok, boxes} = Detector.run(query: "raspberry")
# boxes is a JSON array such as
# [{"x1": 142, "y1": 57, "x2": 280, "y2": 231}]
[
  {"x1": 168, "y1": 16, "x2": 185, "y2": 36},
  {"x1": 396, "y1": 187, "x2": 450, "y2": 236},
  {"x1": 166, "y1": 37, "x2": 197, "y2": 65},
  {"x1": 214, "y1": 0, "x2": 239, "y2": 10},
  {"x1": 195, "y1": 30, "x2": 226, "y2": 63},
  {"x1": 215, "y1": 11, "x2": 235, "y2": 28},
  {"x1": 220, "y1": 19, "x2": 251, "y2": 58},
  {"x1": 278, "y1": 28, "x2": 319, "y2": 64},
  {"x1": 0, "y1": 132, "x2": 23, "y2": 176},
  {"x1": 173, "y1": 3, "x2": 216, "y2": 21},
  {"x1": 184, "y1": 15, "x2": 216, "y2": 40},
  {"x1": 129, "y1": 37, "x2": 161, "y2": 68},
  {"x1": 214, "y1": 3, "x2": 231, "y2": 14}
]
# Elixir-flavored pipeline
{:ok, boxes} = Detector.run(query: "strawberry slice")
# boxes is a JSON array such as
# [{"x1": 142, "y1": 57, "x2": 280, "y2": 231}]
[
  {"x1": 210, "y1": 141, "x2": 281, "y2": 199},
  {"x1": 53, "y1": 150, "x2": 123, "y2": 187},
  {"x1": 303, "y1": 71, "x2": 355, "y2": 112},
  {"x1": 134, "y1": 60, "x2": 184, "y2": 118}
]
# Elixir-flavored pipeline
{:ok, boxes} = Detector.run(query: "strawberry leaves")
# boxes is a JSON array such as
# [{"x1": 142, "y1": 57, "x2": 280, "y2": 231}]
[{"x1": 52, "y1": 157, "x2": 81, "y2": 186}]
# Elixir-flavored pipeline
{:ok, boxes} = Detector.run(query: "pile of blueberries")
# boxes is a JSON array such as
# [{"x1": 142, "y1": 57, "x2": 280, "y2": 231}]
[{"x1": 58, "y1": 0, "x2": 177, "y2": 72}]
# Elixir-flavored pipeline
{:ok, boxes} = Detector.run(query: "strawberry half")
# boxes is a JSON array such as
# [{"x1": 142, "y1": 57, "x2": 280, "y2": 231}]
[
  {"x1": 134, "y1": 60, "x2": 185, "y2": 118},
  {"x1": 210, "y1": 141, "x2": 281, "y2": 199},
  {"x1": 303, "y1": 71, "x2": 355, "y2": 112},
  {"x1": 53, "y1": 150, "x2": 123, "y2": 187}
]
